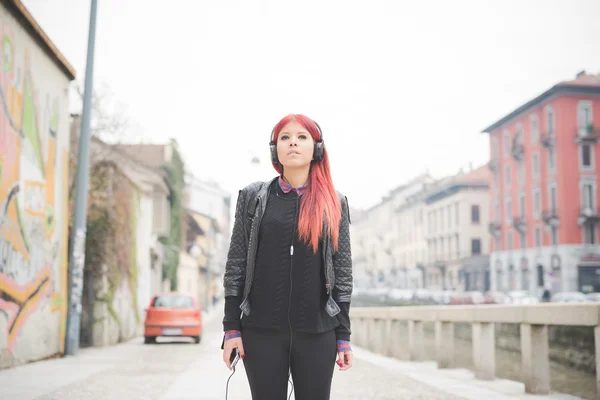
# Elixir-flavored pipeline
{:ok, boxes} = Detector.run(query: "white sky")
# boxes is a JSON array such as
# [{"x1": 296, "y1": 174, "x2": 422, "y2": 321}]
[{"x1": 22, "y1": 0, "x2": 600, "y2": 210}]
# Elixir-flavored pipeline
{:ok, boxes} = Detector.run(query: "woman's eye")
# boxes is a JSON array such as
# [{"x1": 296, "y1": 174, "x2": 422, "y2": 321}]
[
  {"x1": 280, "y1": 135, "x2": 289, "y2": 140},
  {"x1": 299, "y1": 135, "x2": 307, "y2": 140}
]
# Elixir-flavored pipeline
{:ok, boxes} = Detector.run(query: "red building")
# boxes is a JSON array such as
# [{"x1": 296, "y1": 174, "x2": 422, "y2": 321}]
[{"x1": 482, "y1": 71, "x2": 600, "y2": 296}]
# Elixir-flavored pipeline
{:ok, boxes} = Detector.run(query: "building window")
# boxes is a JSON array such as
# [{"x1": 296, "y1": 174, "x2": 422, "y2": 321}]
[
  {"x1": 505, "y1": 165, "x2": 511, "y2": 188},
  {"x1": 546, "y1": 106, "x2": 554, "y2": 135},
  {"x1": 496, "y1": 269, "x2": 504, "y2": 291},
  {"x1": 503, "y1": 130, "x2": 510, "y2": 156},
  {"x1": 447, "y1": 205, "x2": 452, "y2": 228},
  {"x1": 578, "y1": 101, "x2": 593, "y2": 137},
  {"x1": 519, "y1": 192, "x2": 526, "y2": 217},
  {"x1": 581, "y1": 144, "x2": 593, "y2": 168},
  {"x1": 455, "y1": 233, "x2": 460, "y2": 258},
  {"x1": 530, "y1": 114, "x2": 539, "y2": 144},
  {"x1": 548, "y1": 146, "x2": 556, "y2": 173},
  {"x1": 506, "y1": 197, "x2": 512, "y2": 224},
  {"x1": 584, "y1": 223, "x2": 596, "y2": 244},
  {"x1": 518, "y1": 162, "x2": 525, "y2": 186},
  {"x1": 582, "y1": 182, "x2": 595, "y2": 209},
  {"x1": 551, "y1": 227, "x2": 558, "y2": 246},
  {"x1": 494, "y1": 200, "x2": 500, "y2": 222},
  {"x1": 507, "y1": 230, "x2": 513, "y2": 251},
  {"x1": 536, "y1": 265, "x2": 545, "y2": 287},
  {"x1": 455, "y1": 202, "x2": 459, "y2": 226},
  {"x1": 533, "y1": 188, "x2": 540, "y2": 219},
  {"x1": 535, "y1": 226, "x2": 541, "y2": 247},
  {"x1": 471, "y1": 205, "x2": 480, "y2": 224},
  {"x1": 549, "y1": 184, "x2": 557, "y2": 211},
  {"x1": 532, "y1": 152, "x2": 539, "y2": 179},
  {"x1": 522, "y1": 268, "x2": 530, "y2": 291},
  {"x1": 472, "y1": 238, "x2": 481, "y2": 255}
]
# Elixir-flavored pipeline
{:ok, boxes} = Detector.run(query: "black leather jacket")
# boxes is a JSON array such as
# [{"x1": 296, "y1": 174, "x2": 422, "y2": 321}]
[{"x1": 223, "y1": 177, "x2": 353, "y2": 318}]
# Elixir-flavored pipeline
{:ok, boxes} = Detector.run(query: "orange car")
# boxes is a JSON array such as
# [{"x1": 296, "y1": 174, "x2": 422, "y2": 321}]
[{"x1": 143, "y1": 293, "x2": 202, "y2": 344}]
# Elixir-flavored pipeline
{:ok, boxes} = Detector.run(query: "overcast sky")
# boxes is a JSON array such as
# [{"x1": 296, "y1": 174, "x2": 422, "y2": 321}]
[{"x1": 23, "y1": 0, "x2": 600, "y2": 210}]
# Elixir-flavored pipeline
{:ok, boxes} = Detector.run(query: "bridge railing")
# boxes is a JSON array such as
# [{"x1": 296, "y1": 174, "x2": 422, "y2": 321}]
[{"x1": 350, "y1": 304, "x2": 600, "y2": 395}]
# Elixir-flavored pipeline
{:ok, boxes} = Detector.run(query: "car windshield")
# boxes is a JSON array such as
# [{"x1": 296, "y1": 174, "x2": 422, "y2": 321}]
[{"x1": 152, "y1": 295, "x2": 194, "y2": 308}]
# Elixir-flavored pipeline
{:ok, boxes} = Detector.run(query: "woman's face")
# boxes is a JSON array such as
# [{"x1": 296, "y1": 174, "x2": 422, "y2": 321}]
[{"x1": 276, "y1": 120, "x2": 315, "y2": 169}]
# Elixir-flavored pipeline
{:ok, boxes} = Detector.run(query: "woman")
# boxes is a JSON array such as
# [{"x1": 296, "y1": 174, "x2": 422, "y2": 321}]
[{"x1": 221, "y1": 114, "x2": 353, "y2": 400}]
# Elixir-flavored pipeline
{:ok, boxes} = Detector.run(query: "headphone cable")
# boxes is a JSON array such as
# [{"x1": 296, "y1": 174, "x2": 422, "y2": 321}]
[{"x1": 225, "y1": 364, "x2": 236, "y2": 400}]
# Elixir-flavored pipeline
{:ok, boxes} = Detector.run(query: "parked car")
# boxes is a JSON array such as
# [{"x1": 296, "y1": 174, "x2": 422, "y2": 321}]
[
  {"x1": 550, "y1": 291, "x2": 588, "y2": 303},
  {"x1": 507, "y1": 290, "x2": 539, "y2": 305},
  {"x1": 450, "y1": 291, "x2": 484, "y2": 305},
  {"x1": 143, "y1": 293, "x2": 202, "y2": 344},
  {"x1": 585, "y1": 292, "x2": 600, "y2": 302},
  {"x1": 483, "y1": 291, "x2": 510, "y2": 304}
]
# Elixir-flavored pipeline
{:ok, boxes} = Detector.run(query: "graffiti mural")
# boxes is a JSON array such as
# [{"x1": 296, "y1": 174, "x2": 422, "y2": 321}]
[{"x1": 0, "y1": 18, "x2": 69, "y2": 362}]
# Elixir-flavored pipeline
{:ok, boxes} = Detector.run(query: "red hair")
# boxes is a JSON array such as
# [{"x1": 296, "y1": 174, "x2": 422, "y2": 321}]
[{"x1": 271, "y1": 114, "x2": 341, "y2": 253}]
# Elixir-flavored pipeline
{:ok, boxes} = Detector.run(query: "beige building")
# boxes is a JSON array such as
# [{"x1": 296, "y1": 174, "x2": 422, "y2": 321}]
[
  {"x1": 350, "y1": 173, "x2": 434, "y2": 289},
  {"x1": 424, "y1": 166, "x2": 491, "y2": 291},
  {"x1": 350, "y1": 198, "x2": 394, "y2": 287},
  {"x1": 391, "y1": 174, "x2": 435, "y2": 288}
]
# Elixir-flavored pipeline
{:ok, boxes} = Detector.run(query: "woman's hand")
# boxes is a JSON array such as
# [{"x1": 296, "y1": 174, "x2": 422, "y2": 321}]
[
  {"x1": 223, "y1": 337, "x2": 245, "y2": 370},
  {"x1": 336, "y1": 350, "x2": 353, "y2": 371}
]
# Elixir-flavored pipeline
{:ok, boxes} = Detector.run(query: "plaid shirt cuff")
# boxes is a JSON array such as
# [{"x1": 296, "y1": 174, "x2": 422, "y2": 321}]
[
  {"x1": 224, "y1": 330, "x2": 241, "y2": 341},
  {"x1": 337, "y1": 340, "x2": 351, "y2": 352}
]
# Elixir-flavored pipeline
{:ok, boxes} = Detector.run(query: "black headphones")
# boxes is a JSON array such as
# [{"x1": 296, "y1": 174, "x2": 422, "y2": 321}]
[{"x1": 269, "y1": 120, "x2": 325, "y2": 164}]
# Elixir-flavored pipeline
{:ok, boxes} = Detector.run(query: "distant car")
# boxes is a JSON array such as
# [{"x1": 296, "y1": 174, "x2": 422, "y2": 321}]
[
  {"x1": 585, "y1": 292, "x2": 600, "y2": 302},
  {"x1": 483, "y1": 291, "x2": 509, "y2": 304},
  {"x1": 507, "y1": 290, "x2": 539, "y2": 305},
  {"x1": 550, "y1": 291, "x2": 588, "y2": 303},
  {"x1": 143, "y1": 293, "x2": 202, "y2": 344}
]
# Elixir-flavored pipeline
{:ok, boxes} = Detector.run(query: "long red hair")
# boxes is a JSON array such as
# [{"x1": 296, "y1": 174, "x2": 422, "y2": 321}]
[{"x1": 271, "y1": 114, "x2": 341, "y2": 253}]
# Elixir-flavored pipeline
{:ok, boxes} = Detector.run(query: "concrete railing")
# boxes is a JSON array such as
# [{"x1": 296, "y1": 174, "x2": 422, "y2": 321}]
[{"x1": 350, "y1": 304, "x2": 600, "y2": 395}]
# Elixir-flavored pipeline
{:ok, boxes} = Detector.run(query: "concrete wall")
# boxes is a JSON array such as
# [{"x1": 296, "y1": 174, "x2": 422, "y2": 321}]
[
  {"x1": 136, "y1": 194, "x2": 153, "y2": 318},
  {"x1": 0, "y1": 5, "x2": 72, "y2": 368},
  {"x1": 92, "y1": 276, "x2": 138, "y2": 347}
]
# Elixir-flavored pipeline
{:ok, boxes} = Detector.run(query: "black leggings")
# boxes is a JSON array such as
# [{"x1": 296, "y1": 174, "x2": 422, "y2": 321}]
[{"x1": 242, "y1": 327, "x2": 337, "y2": 400}]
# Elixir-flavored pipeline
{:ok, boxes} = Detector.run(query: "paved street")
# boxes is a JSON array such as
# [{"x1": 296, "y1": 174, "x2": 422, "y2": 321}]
[{"x1": 0, "y1": 308, "x2": 582, "y2": 400}]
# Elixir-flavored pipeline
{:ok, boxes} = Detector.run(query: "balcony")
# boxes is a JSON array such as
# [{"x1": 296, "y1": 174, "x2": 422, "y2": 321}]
[
  {"x1": 487, "y1": 159, "x2": 498, "y2": 171},
  {"x1": 577, "y1": 206, "x2": 600, "y2": 225},
  {"x1": 575, "y1": 124, "x2": 600, "y2": 144},
  {"x1": 512, "y1": 216, "x2": 526, "y2": 233},
  {"x1": 542, "y1": 209, "x2": 560, "y2": 227},
  {"x1": 488, "y1": 221, "x2": 502, "y2": 238},
  {"x1": 541, "y1": 132, "x2": 556, "y2": 148},
  {"x1": 511, "y1": 139, "x2": 524, "y2": 161}
]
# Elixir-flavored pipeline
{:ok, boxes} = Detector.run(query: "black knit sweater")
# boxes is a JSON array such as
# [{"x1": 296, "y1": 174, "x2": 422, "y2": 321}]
[{"x1": 223, "y1": 180, "x2": 351, "y2": 341}]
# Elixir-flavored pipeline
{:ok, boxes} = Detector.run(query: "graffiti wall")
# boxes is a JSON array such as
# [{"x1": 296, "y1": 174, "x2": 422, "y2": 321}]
[{"x1": 0, "y1": 5, "x2": 72, "y2": 367}]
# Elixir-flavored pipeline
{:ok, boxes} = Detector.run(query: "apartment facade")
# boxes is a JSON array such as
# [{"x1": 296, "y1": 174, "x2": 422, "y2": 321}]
[
  {"x1": 424, "y1": 166, "x2": 491, "y2": 291},
  {"x1": 350, "y1": 173, "x2": 433, "y2": 289},
  {"x1": 350, "y1": 194, "x2": 396, "y2": 288},
  {"x1": 484, "y1": 71, "x2": 600, "y2": 295},
  {"x1": 392, "y1": 174, "x2": 435, "y2": 289}
]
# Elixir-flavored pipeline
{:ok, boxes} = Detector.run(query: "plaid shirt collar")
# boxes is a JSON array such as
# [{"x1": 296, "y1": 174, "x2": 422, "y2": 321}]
[{"x1": 278, "y1": 176, "x2": 307, "y2": 196}]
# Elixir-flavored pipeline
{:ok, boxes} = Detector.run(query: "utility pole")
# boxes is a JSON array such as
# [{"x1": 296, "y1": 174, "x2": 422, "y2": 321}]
[{"x1": 65, "y1": 0, "x2": 98, "y2": 356}]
